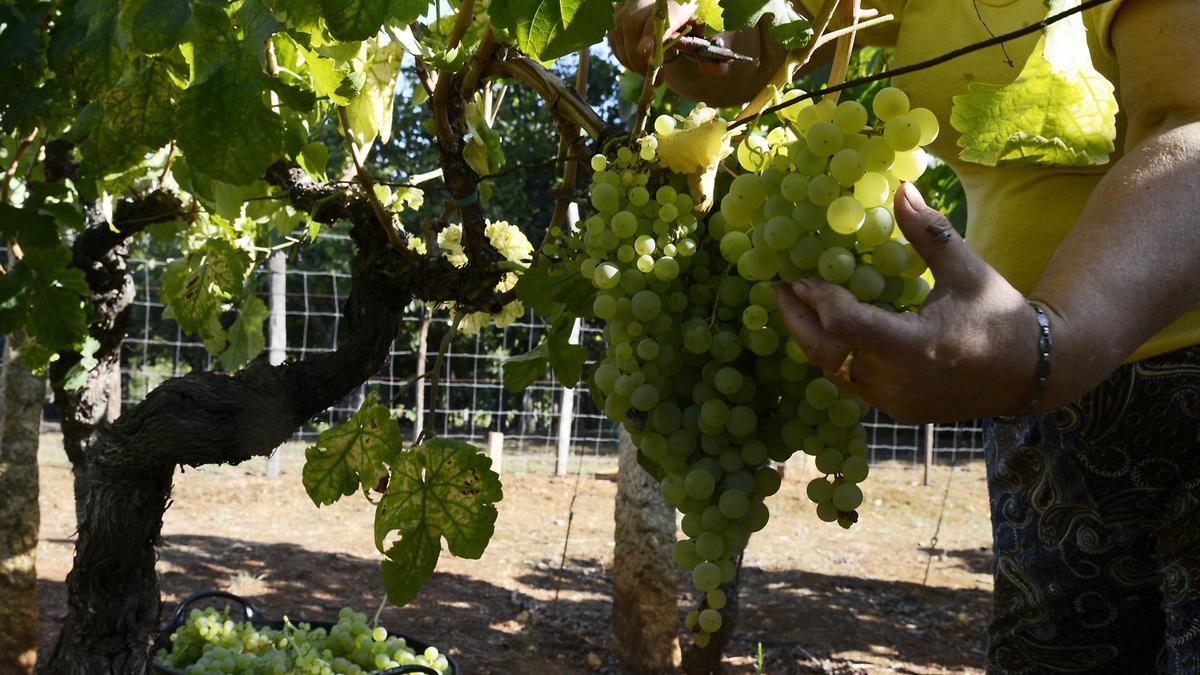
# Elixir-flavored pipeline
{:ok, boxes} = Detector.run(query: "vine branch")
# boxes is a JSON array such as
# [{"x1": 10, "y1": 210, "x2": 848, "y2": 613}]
[{"x1": 336, "y1": 107, "x2": 415, "y2": 258}]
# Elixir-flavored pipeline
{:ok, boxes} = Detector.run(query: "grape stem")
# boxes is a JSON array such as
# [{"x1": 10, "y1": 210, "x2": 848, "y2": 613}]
[
  {"x1": 631, "y1": 0, "x2": 670, "y2": 136},
  {"x1": 417, "y1": 313, "x2": 462, "y2": 445},
  {"x1": 730, "y1": 0, "x2": 1121, "y2": 130},
  {"x1": 823, "y1": 0, "x2": 863, "y2": 103}
]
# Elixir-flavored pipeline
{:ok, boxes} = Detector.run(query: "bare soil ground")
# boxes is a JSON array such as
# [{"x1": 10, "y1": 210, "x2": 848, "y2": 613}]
[{"x1": 35, "y1": 435, "x2": 994, "y2": 674}]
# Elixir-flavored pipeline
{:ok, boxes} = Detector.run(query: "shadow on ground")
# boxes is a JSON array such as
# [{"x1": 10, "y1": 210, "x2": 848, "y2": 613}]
[{"x1": 40, "y1": 535, "x2": 989, "y2": 674}]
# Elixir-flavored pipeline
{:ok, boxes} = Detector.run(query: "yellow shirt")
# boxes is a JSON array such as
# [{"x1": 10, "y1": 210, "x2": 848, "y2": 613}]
[{"x1": 800, "y1": 0, "x2": 1200, "y2": 361}]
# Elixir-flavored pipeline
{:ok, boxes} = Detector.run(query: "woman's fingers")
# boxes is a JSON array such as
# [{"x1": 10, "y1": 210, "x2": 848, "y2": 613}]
[{"x1": 771, "y1": 283, "x2": 851, "y2": 371}]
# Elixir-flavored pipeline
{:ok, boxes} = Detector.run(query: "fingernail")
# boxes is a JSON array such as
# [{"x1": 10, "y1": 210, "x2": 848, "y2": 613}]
[
  {"x1": 902, "y1": 182, "x2": 926, "y2": 209},
  {"x1": 638, "y1": 34, "x2": 655, "y2": 56},
  {"x1": 792, "y1": 280, "x2": 811, "y2": 296}
]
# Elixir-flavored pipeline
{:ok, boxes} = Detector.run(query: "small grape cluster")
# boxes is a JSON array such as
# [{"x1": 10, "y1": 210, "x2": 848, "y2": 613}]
[
  {"x1": 156, "y1": 607, "x2": 451, "y2": 674},
  {"x1": 565, "y1": 87, "x2": 937, "y2": 645}
]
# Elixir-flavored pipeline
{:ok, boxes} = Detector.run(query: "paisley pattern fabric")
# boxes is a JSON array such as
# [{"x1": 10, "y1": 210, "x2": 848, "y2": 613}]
[{"x1": 984, "y1": 346, "x2": 1200, "y2": 674}]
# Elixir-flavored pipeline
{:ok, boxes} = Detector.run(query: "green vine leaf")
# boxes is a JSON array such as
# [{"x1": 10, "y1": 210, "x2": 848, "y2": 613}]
[
  {"x1": 695, "y1": 0, "x2": 724, "y2": 32},
  {"x1": 320, "y1": 0, "x2": 389, "y2": 42},
  {"x1": 501, "y1": 312, "x2": 585, "y2": 392},
  {"x1": 490, "y1": 0, "x2": 615, "y2": 62},
  {"x1": 721, "y1": 0, "x2": 811, "y2": 49},
  {"x1": 125, "y1": 0, "x2": 193, "y2": 55},
  {"x1": 346, "y1": 42, "x2": 405, "y2": 147},
  {"x1": 88, "y1": 61, "x2": 179, "y2": 164},
  {"x1": 950, "y1": 0, "x2": 1118, "y2": 167},
  {"x1": 177, "y1": 64, "x2": 284, "y2": 185},
  {"x1": 218, "y1": 295, "x2": 269, "y2": 371},
  {"x1": 375, "y1": 439, "x2": 502, "y2": 606},
  {"x1": 303, "y1": 395, "x2": 404, "y2": 507},
  {"x1": 0, "y1": 247, "x2": 90, "y2": 357}
]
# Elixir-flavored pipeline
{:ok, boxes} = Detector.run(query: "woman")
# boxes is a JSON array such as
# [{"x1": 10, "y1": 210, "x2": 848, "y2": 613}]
[{"x1": 612, "y1": 1, "x2": 1200, "y2": 672}]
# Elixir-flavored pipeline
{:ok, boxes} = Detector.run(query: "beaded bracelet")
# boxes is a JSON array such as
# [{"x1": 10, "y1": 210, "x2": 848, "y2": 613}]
[{"x1": 1013, "y1": 302, "x2": 1052, "y2": 418}]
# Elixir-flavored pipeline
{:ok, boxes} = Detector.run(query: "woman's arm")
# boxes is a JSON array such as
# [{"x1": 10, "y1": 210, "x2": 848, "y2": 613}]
[
  {"x1": 1030, "y1": 0, "x2": 1200, "y2": 409},
  {"x1": 772, "y1": 0, "x2": 1200, "y2": 422}
]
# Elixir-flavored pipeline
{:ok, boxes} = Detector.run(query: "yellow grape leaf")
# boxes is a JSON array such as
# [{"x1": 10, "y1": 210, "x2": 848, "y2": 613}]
[
  {"x1": 655, "y1": 119, "x2": 733, "y2": 211},
  {"x1": 950, "y1": 0, "x2": 1118, "y2": 167}
]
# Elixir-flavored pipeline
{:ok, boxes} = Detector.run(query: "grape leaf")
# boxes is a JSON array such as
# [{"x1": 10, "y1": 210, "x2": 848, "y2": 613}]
[
  {"x1": 177, "y1": 64, "x2": 284, "y2": 185},
  {"x1": 60, "y1": 337, "x2": 101, "y2": 391},
  {"x1": 390, "y1": 0, "x2": 432, "y2": 24},
  {"x1": 218, "y1": 295, "x2": 268, "y2": 371},
  {"x1": 160, "y1": 238, "x2": 251, "y2": 335},
  {"x1": 721, "y1": 0, "x2": 811, "y2": 49},
  {"x1": 490, "y1": 0, "x2": 615, "y2": 62},
  {"x1": 950, "y1": 0, "x2": 1118, "y2": 168},
  {"x1": 346, "y1": 43, "x2": 404, "y2": 147},
  {"x1": 126, "y1": 0, "x2": 192, "y2": 55},
  {"x1": 3, "y1": 247, "x2": 90, "y2": 353},
  {"x1": 89, "y1": 61, "x2": 179, "y2": 163},
  {"x1": 375, "y1": 439, "x2": 502, "y2": 606},
  {"x1": 695, "y1": 0, "x2": 724, "y2": 32},
  {"x1": 502, "y1": 312, "x2": 584, "y2": 391},
  {"x1": 266, "y1": 0, "x2": 323, "y2": 31},
  {"x1": 320, "y1": 0, "x2": 389, "y2": 41},
  {"x1": 513, "y1": 255, "x2": 594, "y2": 317},
  {"x1": 303, "y1": 395, "x2": 404, "y2": 507}
]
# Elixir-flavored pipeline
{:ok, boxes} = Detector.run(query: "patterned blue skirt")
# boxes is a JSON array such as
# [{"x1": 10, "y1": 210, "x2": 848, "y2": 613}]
[{"x1": 984, "y1": 346, "x2": 1200, "y2": 673}]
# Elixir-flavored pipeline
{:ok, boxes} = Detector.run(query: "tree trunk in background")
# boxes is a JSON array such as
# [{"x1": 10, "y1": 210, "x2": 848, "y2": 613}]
[
  {"x1": 612, "y1": 429, "x2": 681, "y2": 673},
  {"x1": 0, "y1": 336, "x2": 46, "y2": 674}
]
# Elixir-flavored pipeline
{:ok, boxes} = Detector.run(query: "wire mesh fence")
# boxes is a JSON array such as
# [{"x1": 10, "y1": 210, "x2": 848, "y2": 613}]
[
  {"x1": 103, "y1": 252, "x2": 986, "y2": 472},
  {"x1": 7, "y1": 238, "x2": 984, "y2": 472}
]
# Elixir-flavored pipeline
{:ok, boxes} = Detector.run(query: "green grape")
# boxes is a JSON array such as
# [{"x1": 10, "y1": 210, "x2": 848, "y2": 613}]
[
  {"x1": 791, "y1": 145, "x2": 828, "y2": 177},
  {"x1": 805, "y1": 377, "x2": 839, "y2": 410},
  {"x1": 593, "y1": 294, "x2": 617, "y2": 319},
  {"x1": 780, "y1": 172, "x2": 810, "y2": 204},
  {"x1": 908, "y1": 106, "x2": 940, "y2": 145},
  {"x1": 891, "y1": 148, "x2": 928, "y2": 182},
  {"x1": 872, "y1": 86, "x2": 910, "y2": 122},
  {"x1": 790, "y1": 235, "x2": 824, "y2": 269},
  {"x1": 806, "y1": 477, "x2": 834, "y2": 503},
  {"x1": 829, "y1": 149, "x2": 867, "y2": 186},
  {"x1": 635, "y1": 235, "x2": 656, "y2": 256},
  {"x1": 726, "y1": 405, "x2": 757, "y2": 436},
  {"x1": 696, "y1": 531, "x2": 725, "y2": 560},
  {"x1": 738, "y1": 134, "x2": 772, "y2": 172},
  {"x1": 817, "y1": 246, "x2": 856, "y2": 283},
  {"x1": 720, "y1": 231, "x2": 752, "y2": 262},
  {"x1": 884, "y1": 115, "x2": 922, "y2": 152},
  {"x1": 713, "y1": 368, "x2": 744, "y2": 397},
  {"x1": 832, "y1": 483, "x2": 864, "y2": 511},
  {"x1": 661, "y1": 474, "x2": 687, "y2": 505},
  {"x1": 748, "y1": 281, "x2": 775, "y2": 306},
  {"x1": 745, "y1": 500, "x2": 770, "y2": 531},
  {"x1": 706, "y1": 590, "x2": 728, "y2": 611},
  {"x1": 841, "y1": 456, "x2": 870, "y2": 483},
  {"x1": 629, "y1": 185, "x2": 650, "y2": 206},
  {"x1": 873, "y1": 240, "x2": 909, "y2": 276},
  {"x1": 631, "y1": 290, "x2": 662, "y2": 321},
  {"x1": 857, "y1": 207, "x2": 895, "y2": 248},
  {"x1": 593, "y1": 262, "x2": 621, "y2": 289},
  {"x1": 729, "y1": 173, "x2": 768, "y2": 210},
  {"x1": 742, "y1": 305, "x2": 769, "y2": 331},
  {"x1": 853, "y1": 172, "x2": 891, "y2": 209},
  {"x1": 740, "y1": 441, "x2": 769, "y2": 466},
  {"x1": 685, "y1": 469, "x2": 717, "y2": 500},
  {"x1": 807, "y1": 174, "x2": 840, "y2": 207},
  {"x1": 656, "y1": 185, "x2": 677, "y2": 205},
  {"x1": 847, "y1": 265, "x2": 885, "y2": 301},
  {"x1": 593, "y1": 183, "x2": 622, "y2": 214},
  {"x1": 590, "y1": 154, "x2": 608, "y2": 172},
  {"x1": 674, "y1": 540, "x2": 703, "y2": 569},
  {"x1": 835, "y1": 100, "x2": 869, "y2": 133},
  {"x1": 611, "y1": 210, "x2": 638, "y2": 238},
  {"x1": 653, "y1": 256, "x2": 681, "y2": 281},
  {"x1": 827, "y1": 196, "x2": 866, "y2": 235},
  {"x1": 631, "y1": 384, "x2": 660, "y2": 412},
  {"x1": 701, "y1": 505, "x2": 729, "y2": 532},
  {"x1": 719, "y1": 449, "x2": 744, "y2": 473},
  {"x1": 816, "y1": 502, "x2": 839, "y2": 522},
  {"x1": 806, "y1": 121, "x2": 844, "y2": 157},
  {"x1": 828, "y1": 397, "x2": 864, "y2": 427},
  {"x1": 815, "y1": 449, "x2": 844, "y2": 474},
  {"x1": 754, "y1": 467, "x2": 782, "y2": 497},
  {"x1": 718, "y1": 489, "x2": 750, "y2": 519},
  {"x1": 736, "y1": 247, "x2": 779, "y2": 282},
  {"x1": 698, "y1": 609, "x2": 723, "y2": 633},
  {"x1": 899, "y1": 276, "x2": 932, "y2": 306},
  {"x1": 864, "y1": 136, "x2": 896, "y2": 173},
  {"x1": 763, "y1": 216, "x2": 799, "y2": 251},
  {"x1": 692, "y1": 562, "x2": 722, "y2": 591}
]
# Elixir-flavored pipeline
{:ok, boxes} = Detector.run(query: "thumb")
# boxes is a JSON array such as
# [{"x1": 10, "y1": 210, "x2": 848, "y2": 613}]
[{"x1": 893, "y1": 182, "x2": 983, "y2": 288}]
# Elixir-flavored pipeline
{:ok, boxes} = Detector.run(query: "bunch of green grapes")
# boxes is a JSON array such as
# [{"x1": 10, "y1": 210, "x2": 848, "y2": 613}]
[
  {"x1": 572, "y1": 87, "x2": 937, "y2": 645},
  {"x1": 156, "y1": 606, "x2": 451, "y2": 674}
]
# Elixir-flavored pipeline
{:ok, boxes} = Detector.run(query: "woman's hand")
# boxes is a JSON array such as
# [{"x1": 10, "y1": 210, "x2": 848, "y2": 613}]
[
  {"x1": 608, "y1": 0, "x2": 788, "y2": 106},
  {"x1": 772, "y1": 183, "x2": 1042, "y2": 424}
]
